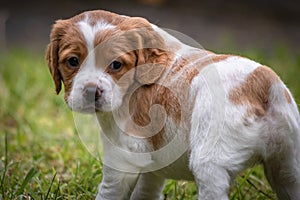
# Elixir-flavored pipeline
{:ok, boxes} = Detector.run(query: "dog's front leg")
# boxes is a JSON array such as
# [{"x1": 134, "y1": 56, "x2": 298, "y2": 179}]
[
  {"x1": 96, "y1": 165, "x2": 140, "y2": 200},
  {"x1": 130, "y1": 172, "x2": 165, "y2": 200}
]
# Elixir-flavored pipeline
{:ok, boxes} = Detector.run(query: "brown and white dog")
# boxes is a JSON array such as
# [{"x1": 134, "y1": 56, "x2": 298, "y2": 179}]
[{"x1": 46, "y1": 10, "x2": 300, "y2": 200}]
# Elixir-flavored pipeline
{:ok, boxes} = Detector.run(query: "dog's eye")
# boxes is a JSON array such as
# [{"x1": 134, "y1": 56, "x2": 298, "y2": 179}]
[
  {"x1": 67, "y1": 56, "x2": 80, "y2": 68},
  {"x1": 109, "y1": 61, "x2": 122, "y2": 71}
]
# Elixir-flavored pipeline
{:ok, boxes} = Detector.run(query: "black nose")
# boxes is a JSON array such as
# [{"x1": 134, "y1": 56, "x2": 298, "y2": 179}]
[{"x1": 83, "y1": 85, "x2": 102, "y2": 101}]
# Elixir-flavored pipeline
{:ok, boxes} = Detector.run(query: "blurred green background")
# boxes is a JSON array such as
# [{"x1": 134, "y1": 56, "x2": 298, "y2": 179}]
[{"x1": 0, "y1": 0, "x2": 299, "y2": 199}]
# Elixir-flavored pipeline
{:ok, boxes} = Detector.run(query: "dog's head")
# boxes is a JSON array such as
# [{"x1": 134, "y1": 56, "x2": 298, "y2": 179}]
[{"x1": 46, "y1": 10, "x2": 169, "y2": 113}]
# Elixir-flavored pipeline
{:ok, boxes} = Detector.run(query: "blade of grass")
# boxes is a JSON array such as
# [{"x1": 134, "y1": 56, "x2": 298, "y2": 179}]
[
  {"x1": 174, "y1": 180, "x2": 177, "y2": 198},
  {"x1": 54, "y1": 179, "x2": 60, "y2": 200},
  {"x1": 246, "y1": 179, "x2": 275, "y2": 200},
  {"x1": 0, "y1": 131, "x2": 8, "y2": 199},
  {"x1": 45, "y1": 172, "x2": 57, "y2": 200},
  {"x1": 17, "y1": 167, "x2": 38, "y2": 195},
  {"x1": 230, "y1": 168, "x2": 255, "y2": 200}
]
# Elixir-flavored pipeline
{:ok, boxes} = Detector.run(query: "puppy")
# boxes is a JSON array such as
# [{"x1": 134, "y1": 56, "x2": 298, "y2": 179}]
[{"x1": 46, "y1": 10, "x2": 300, "y2": 200}]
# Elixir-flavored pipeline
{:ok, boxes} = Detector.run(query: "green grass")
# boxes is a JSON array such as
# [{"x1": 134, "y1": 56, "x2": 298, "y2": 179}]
[{"x1": 0, "y1": 46, "x2": 299, "y2": 199}]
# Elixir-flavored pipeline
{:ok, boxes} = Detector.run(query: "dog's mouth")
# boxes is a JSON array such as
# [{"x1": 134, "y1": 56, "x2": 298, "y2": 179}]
[
  {"x1": 68, "y1": 101, "x2": 101, "y2": 114},
  {"x1": 68, "y1": 92, "x2": 120, "y2": 114}
]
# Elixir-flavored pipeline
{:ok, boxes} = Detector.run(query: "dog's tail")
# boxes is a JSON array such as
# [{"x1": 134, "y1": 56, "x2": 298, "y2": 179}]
[{"x1": 263, "y1": 80, "x2": 300, "y2": 200}]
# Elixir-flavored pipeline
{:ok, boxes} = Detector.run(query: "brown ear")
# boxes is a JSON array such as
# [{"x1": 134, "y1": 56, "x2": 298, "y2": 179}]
[
  {"x1": 132, "y1": 29, "x2": 168, "y2": 85},
  {"x1": 46, "y1": 40, "x2": 61, "y2": 94},
  {"x1": 45, "y1": 20, "x2": 66, "y2": 94},
  {"x1": 118, "y1": 16, "x2": 168, "y2": 85},
  {"x1": 135, "y1": 49, "x2": 167, "y2": 85}
]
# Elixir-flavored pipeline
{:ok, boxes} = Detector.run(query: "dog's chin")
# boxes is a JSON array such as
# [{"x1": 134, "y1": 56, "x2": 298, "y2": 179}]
[
  {"x1": 68, "y1": 101, "x2": 118, "y2": 114},
  {"x1": 71, "y1": 106, "x2": 98, "y2": 114}
]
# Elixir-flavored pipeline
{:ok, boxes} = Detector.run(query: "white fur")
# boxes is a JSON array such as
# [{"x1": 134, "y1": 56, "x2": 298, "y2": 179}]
[
  {"x1": 67, "y1": 14, "x2": 300, "y2": 200},
  {"x1": 77, "y1": 14, "x2": 116, "y2": 52}
]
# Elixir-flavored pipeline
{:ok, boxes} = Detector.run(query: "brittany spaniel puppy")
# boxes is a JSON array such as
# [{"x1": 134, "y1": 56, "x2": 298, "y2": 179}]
[{"x1": 46, "y1": 10, "x2": 300, "y2": 200}]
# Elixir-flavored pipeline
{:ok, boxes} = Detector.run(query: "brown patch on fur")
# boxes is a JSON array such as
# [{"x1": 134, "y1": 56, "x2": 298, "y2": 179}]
[
  {"x1": 284, "y1": 89, "x2": 292, "y2": 104},
  {"x1": 190, "y1": 54, "x2": 232, "y2": 83},
  {"x1": 184, "y1": 67, "x2": 201, "y2": 84},
  {"x1": 199, "y1": 54, "x2": 232, "y2": 69},
  {"x1": 128, "y1": 84, "x2": 181, "y2": 149},
  {"x1": 161, "y1": 53, "x2": 231, "y2": 84},
  {"x1": 229, "y1": 66, "x2": 280, "y2": 121}
]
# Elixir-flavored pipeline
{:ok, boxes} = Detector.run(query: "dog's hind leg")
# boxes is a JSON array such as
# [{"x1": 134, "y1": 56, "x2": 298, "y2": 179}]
[
  {"x1": 263, "y1": 131, "x2": 300, "y2": 200},
  {"x1": 263, "y1": 86, "x2": 300, "y2": 200},
  {"x1": 263, "y1": 133, "x2": 300, "y2": 198},
  {"x1": 264, "y1": 155, "x2": 300, "y2": 200}
]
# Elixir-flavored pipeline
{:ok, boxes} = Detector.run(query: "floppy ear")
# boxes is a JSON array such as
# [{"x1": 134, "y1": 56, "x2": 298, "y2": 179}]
[
  {"x1": 118, "y1": 17, "x2": 168, "y2": 85},
  {"x1": 46, "y1": 40, "x2": 61, "y2": 94},
  {"x1": 134, "y1": 48, "x2": 167, "y2": 85},
  {"x1": 134, "y1": 32, "x2": 168, "y2": 85},
  {"x1": 46, "y1": 20, "x2": 66, "y2": 94}
]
